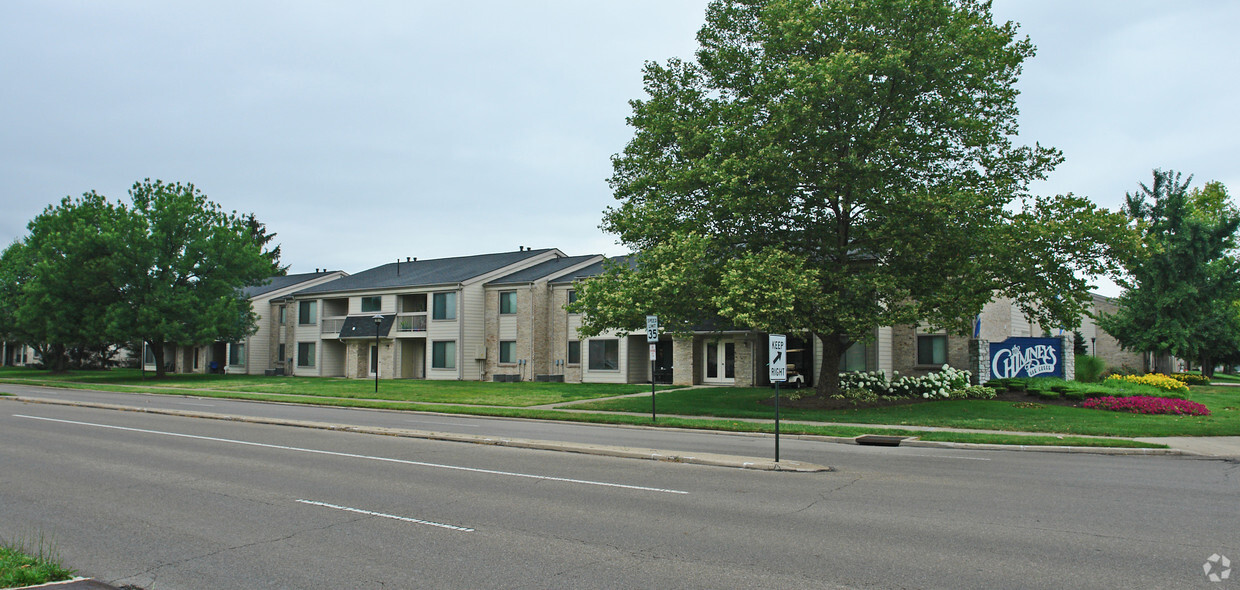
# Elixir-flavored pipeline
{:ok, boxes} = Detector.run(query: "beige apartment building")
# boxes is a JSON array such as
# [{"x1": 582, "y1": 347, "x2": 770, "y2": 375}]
[{"x1": 128, "y1": 247, "x2": 1166, "y2": 386}]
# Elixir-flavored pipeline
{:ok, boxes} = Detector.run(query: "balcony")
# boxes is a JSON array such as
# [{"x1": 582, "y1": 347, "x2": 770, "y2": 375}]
[
  {"x1": 396, "y1": 313, "x2": 427, "y2": 334},
  {"x1": 321, "y1": 317, "x2": 346, "y2": 335}
]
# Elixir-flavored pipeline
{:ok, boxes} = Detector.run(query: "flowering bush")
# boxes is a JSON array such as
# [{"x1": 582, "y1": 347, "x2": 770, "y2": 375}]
[
  {"x1": 1083, "y1": 395, "x2": 1210, "y2": 416},
  {"x1": 1170, "y1": 373, "x2": 1212, "y2": 386},
  {"x1": 1105, "y1": 373, "x2": 1189, "y2": 393},
  {"x1": 839, "y1": 366, "x2": 971, "y2": 399}
]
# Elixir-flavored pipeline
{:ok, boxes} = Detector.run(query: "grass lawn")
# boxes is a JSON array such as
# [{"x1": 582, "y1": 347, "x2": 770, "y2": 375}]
[
  {"x1": 0, "y1": 367, "x2": 670, "y2": 407},
  {"x1": 568, "y1": 384, "x2": 1240, "y2": 438},
  {"x1": 0, "y1": 538, "x2": 74, "y2": 589},
  {"x1": 0, "y1": 367, "x2": 1177, "y2": 448}
]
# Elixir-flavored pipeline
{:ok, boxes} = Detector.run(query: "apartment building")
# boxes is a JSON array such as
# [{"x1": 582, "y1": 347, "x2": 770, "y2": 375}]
[{"x1": 280, "y1": 248, "x2": 566, "y2": 380}]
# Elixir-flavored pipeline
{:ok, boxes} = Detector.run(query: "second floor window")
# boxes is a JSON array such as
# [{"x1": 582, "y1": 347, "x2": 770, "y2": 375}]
[
  {"x1": 361, "y1": 296, "x2": 381, "y2": 312},
  {"x1": 299, "y1": 301, "x2": 317, "y2": 325},
  {"x1": 499, "y1": 291, "x2": 517, "y2": 314},
  {"x1": 433, "y1": 292, "x2": 456, "y2": 320}
]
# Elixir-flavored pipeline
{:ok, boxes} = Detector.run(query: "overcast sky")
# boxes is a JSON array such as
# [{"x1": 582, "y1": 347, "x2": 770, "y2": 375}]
[{"x1": 3, "y1": 1, "x2": 1237, "y2": 297}]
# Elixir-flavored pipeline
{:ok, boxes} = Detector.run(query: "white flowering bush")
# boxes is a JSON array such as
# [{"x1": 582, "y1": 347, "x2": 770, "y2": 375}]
[{"x1": 839, "y1": 365, "x2": 972, "y2": 400}]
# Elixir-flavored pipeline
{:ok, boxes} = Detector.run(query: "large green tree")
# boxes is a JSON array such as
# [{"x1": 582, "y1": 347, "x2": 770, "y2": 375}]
[
  {"x1": 574, "y1": 0, "x2": 1128, "y2": 396},
  {"x1": 117, "y1": 179, "x2": 277, "y2": 377},
  {"x1": 14, "y1": 193, "x2": 136, "y2": 371},
  {"x1": 1099, "y1": 171, "x2": 1240, "y2": 377}
]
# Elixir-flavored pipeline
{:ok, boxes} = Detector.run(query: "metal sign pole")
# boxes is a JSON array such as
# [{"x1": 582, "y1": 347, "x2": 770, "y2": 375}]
[
  {"x1": 647, "y1": 316, "x2": 658, "y2": 423},
  {"x1": 769, "y1": 334, "x2": 786, "y2": 464}
]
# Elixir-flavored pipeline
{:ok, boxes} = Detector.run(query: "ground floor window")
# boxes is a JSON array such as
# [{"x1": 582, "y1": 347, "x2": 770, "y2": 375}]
[
  {"x1": 499, "y1": 340, "x2": 516, "y2": 364},
  {"x1": 278, "y1": 344, "x2": 286, "y2": 365},
  {"x1": 917, "y1": 334, "x2": 947, "y2": 365},
  {"x1": 370, "y1": 345, "x2": 379, "y2": 375},
  {"x1": 432, "y1": 341, "x2": 456, "y2": 370},
  {"x1": 567, "y1": 340, "x2": 580, "y2": 365},
  {"x1": 229, "y1": 343, "x2": 246, "y2": 367},
  {"x1": 297, "y1": 342, "x2": 316, "y2": 367},
  {"x1": 588, "y1": 339, "x2": 619, "y2": 371},
  {"x1": 840, "y1": 341, "x2": 869, "y2": 372}
]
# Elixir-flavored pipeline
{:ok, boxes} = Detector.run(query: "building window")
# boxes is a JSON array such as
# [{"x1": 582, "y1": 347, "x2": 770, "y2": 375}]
[
  {"x1": 370, "y1": 345, "x2": 379, "y2": 376},
  {"x1": 588, "y1": 339, "x2": 619, "y2": 371},
  {"x1": 193, "y1": 348, "x2": 200, "y2": 370},
  {"x1": 567, "y1": 340, "x2": 581, "y2": 365},
  {"x1": 277, "y1": 344, "x2": 286, "y2": 365},
  {"x1": 839, "y1": 341, "x2": 869, "y2": 372},
  {"x1": 499, "y1": 340, "x2": 516, "y2": 364},
  {"x1": 229, "y1": 343, "x2": 246, "y2": 367},
  {"x1": 144, "y1": 344, "x2": 155, "y2": 365},
  {"x1": 361, "y1": 296, "x2": 382, "y2": 313},
  {"x1": 298, "y1": 301, "x2": 317, "y2": 325},
  {"x1": 278, "y1": 305, "x2": 286, "y2": 325},
  {"x1": 917, "y1": 334, "x2": 947, "y2": 365},
  {"x1": 432, "y1": 341, "x2": 456, "y2": 369},
  {"x1": 297, "y1": 342, "x2": 316, "y2": 367},
  {"x1": 499, "y1": 291, "x2": 517, "y2": 315},
  {"x1": 432, "y1": 292, "x2": 456, "y2": 320},
  {"x1": 567, "y1": 289, "x2": 577, "y2": 304}
]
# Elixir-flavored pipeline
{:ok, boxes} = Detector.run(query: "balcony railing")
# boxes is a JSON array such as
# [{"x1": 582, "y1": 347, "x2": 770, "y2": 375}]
[
  {"x1": 321, "y1": 317, "x2": 346, "y2": 335},
  {"x1": 396, "y1": 313, "x2": 427, "y2": 333}
]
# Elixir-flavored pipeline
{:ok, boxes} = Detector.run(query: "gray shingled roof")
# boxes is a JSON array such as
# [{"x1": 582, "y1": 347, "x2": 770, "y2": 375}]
[
  {"x1": 549, "y1": 255, "x2": 631, "y2": 284},
  {"x1": 295, "y1": 249, "x2": 557, "y2": 295},
  {"x1": 487, "y1": 255, "x2": 600, "y2": 285},
  {"x1": 242, "y1": 271, "x2": 340, "y2": 299}
]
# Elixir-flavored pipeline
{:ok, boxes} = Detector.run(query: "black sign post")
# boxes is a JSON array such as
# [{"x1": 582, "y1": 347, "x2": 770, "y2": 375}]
[
  {"x1": 646, "y1": 316, "x2": 658, "y2": 423},
  {"x1": 769, "y1": 334, "x2": 787, "y2": 463}
]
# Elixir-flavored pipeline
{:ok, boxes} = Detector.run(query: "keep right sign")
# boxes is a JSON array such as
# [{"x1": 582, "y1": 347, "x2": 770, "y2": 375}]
[{"x1": 769, "y1": 334, "x2": 786, "y2": 382}]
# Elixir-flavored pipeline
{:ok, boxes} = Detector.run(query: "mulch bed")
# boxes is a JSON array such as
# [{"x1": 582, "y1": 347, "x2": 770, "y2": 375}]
[{"x1": 766, "y1": 388, "x2": 1083, "y2": 411}]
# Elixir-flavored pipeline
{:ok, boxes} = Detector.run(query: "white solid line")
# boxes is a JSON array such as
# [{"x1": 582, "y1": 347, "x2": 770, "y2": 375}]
[
  {"x1": 297, "y1": 499, "x2": 474, "y2": 532},
  {"x1": 14, "y1": 414, "x2": 689, "y2": 495}
]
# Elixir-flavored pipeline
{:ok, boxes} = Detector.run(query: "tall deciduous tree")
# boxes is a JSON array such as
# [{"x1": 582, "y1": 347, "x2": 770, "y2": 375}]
[
  {"x1": 574, "y1": 0, "x2": 1129, "y2": 396},
  {"x1": 19, "y1": 193, "x2": 135, "y2": 371},
  {"x1": 117, "y1": 179, "x2": 276, "y2": 378},
  {"x1": 1099, "y1": 171, "x2": 1240, "y2": 377}
]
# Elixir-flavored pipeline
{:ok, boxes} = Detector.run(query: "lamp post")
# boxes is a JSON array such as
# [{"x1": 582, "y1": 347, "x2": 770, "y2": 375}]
[{"x1": 372, "y1": 314, "x2": 383, "y2": 393}]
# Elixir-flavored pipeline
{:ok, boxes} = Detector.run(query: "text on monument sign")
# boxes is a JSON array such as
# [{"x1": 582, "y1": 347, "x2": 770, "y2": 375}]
[{"x1": 989, "y1": 337, "x2": 1063, "y2": 379}]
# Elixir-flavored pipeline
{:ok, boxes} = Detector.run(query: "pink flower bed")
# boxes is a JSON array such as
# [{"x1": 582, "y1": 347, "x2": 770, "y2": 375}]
[{"x1": 1083, "y1": 395, "x2": 1210, "y2": 416}]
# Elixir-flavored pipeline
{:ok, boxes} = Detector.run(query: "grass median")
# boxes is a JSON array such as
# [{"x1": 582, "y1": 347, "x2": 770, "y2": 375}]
[{"x1": 0, "y1": 367, "x2": 1175, "y2": 449}]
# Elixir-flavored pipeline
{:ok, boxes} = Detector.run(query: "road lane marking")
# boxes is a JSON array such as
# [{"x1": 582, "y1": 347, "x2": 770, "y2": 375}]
[
  {"x1": 173, "y1": 402, "x2": 215, "y2": 407},
  {"x1": 296, "y1": 499, "x2": 474, "y2": 532},
  {"x1": 15, "y1": 414, "x2": 689, "y2": 495}
]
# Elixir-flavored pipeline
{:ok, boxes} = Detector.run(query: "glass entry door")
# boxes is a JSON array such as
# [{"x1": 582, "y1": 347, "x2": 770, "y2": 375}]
[{"x1": 703, "y1": 341, "x2": 735, "y2": 384}]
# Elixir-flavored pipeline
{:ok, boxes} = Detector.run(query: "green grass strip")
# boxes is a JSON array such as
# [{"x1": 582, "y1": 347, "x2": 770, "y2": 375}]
[{"x1": 0, "y1": 538, "x2": 74, "y2": 589}]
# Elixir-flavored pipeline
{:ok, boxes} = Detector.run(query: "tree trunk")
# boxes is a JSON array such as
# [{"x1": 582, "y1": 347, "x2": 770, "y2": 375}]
[
  {"x1": 46, "y1": 343, "x2": 68, "y2": 373},
  {"x1": 150, "y1": 339, "x2": 167, "y2": 379},
  {"x1": 1200, "y1": 355, "x2": 1215, "y2": 379},
  {"x1": 814, "y1": 334, "x2": 848, "y2": 398}
]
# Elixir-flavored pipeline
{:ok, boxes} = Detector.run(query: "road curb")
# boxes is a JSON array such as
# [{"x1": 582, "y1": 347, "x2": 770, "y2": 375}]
[{"x1": 3, "y1": 396, "x2": 832, "y2": 473}]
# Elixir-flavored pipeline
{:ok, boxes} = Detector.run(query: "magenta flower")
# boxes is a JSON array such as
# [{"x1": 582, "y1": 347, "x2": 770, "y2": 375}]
[{"x1": 1082, "y1": 395, "x2": 1210, "y2": 416}]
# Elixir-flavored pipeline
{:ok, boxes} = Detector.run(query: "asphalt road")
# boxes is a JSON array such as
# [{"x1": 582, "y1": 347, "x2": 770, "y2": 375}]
[{"x1": 1, "y1": 388, "x2": 1237, "y2": 589}]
